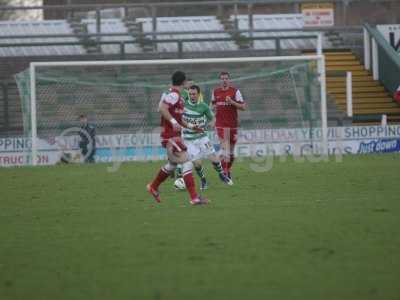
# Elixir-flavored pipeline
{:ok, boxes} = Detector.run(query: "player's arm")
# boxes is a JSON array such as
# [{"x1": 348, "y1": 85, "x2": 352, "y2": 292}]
[
  {"x1": 159, "y1": 101, "x2": 181, "y2": 130},
  {"x1": 159, "y1": 104, "x2": 201, "y2": 132},
  {"x1": 226, "y1": 89, "x2": 246, "y2": 111},
  {"x1": 208, "y1": 116, "x2": 216, "y2": 129},
  {"x1": 227, "y1": 98, "x2": 246, "y2": 110},
  {"x1": 226, "y1": 97, "x2": 246, "y2": 110},
  {"x1": 158, "y1": 92, "x2": 182, "y2": 130}
]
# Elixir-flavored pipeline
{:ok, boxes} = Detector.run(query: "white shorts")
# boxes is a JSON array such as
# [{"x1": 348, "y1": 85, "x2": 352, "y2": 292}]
[{"x1": 185, "y1": 136, "x2": 215, "y2": 161}]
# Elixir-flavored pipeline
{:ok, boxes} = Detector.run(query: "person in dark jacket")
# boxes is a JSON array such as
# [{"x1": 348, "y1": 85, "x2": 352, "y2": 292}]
[{"x1": 78, "y1": 114, "x2": 96, "y2": 163}]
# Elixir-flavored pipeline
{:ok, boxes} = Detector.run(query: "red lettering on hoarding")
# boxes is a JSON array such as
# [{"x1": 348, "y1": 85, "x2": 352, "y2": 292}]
[
  {"x1": 0, "y1": 155, "x2": 25, "y2": 165},
  {"x1": 1, "y1": 154, "x2": 51, "y2": 166},
  {"x1": 37, "y1": 155, "x2": 49, "y2": 164}
]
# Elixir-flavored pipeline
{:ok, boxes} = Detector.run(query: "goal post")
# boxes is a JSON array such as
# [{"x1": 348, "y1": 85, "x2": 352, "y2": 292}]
[{"x1": 18, "y1": 55, "x2": 327, "y2": 166}]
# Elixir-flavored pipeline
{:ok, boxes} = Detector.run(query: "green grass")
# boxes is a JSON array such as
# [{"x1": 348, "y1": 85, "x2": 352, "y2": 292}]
[{"x1": 0, "y1": 154, "x2": 400, "y2": 300}]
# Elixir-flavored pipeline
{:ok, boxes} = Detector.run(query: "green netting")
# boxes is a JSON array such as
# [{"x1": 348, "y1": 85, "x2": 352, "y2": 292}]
[{"x1": 15, "y1": 60, "x2": 321, "y2": 141}]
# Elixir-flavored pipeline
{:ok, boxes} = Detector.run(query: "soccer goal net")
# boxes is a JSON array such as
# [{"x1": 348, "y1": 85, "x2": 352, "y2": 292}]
[{"x1": 15, "y1": 56, "x2": 327, "y2": 165}]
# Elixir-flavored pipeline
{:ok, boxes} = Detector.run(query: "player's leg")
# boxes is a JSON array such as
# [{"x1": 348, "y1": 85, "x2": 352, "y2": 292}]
[
  {"x1": 185, "y1": 139, "x2": 209, "y2": 195},
  {"x1": 175, "y1": 140, "x2": 197, "y2": 185},
  {"x1": 226, "y1": 145, "x2": 235, "y2": 178},
  {"x1": 197, "y1": 135, "x2": 232, "y2": 186},
  {"x1": 175, "y1": 164, "x2": 183, "y2": 179},
  {"x1": 169, "y1": 138, "x2": 207, "y2": 204},
  {"x1": 147, "y1": 160, "x2": 177, "y2": 203},
  {"x1": 81, "y1": 143, "x2": 88, "y2": 163},
  {"x1": 189, "y1": 138, "x2": 208, "y2": 190},
  {"x1": 207, "y1": 152, "x2": 233, "y2": 185},
  {"x1": 181, "y1": 160, "x2": 208, "y2": 205},
  {"x1": 217, "y1": 127, "x2": 232, "y2": 175},
  {"x1": 226, "y1": 128, "x2": 238, "y2": 178},
  {"x1": 147, "y1": 139, "x2": 186, "y2": 202},
  {"x1": 88, "y1": 146, "x2": 96, "y2": 163},
  {"x1": 193, "y1": 159, "x2": 208, "y2": 190}
]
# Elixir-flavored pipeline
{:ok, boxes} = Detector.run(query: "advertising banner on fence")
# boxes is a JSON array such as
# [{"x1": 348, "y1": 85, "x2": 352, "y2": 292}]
[{"x1": 1, "y1": 125, "x2": 400, "y2": 167}]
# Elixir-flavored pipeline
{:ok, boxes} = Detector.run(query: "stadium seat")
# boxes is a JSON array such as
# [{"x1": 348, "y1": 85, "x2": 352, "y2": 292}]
[
  {"x1": 81, "y1": 18, "x2": 141, "y2": 54},
  {"x1": 231, "y1": 14, "x2": 331, "y2": 50},
  {"x1": 136, "y1": 16, "x2": 238, "y2": 52},
  {"x1": 0, "y1": 20, "x2": 86, "y2": 56}
]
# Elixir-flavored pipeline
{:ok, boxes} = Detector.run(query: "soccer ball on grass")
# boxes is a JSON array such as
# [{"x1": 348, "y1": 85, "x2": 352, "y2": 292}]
[{"x1": 174, "y1": 178, "x2": 186, "y2": 190}]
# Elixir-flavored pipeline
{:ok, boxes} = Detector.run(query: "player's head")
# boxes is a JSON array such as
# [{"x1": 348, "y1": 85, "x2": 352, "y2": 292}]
[
  {"x1": 79, "y1": 114, "x2": 87, "y2": 124},
  {"x1": 219, "y1": 71, "x2": 230, "y2": 88},
  {"x1": 189, "y1": 85, "x2": 201, "y2": 103},
  {"x1": 172, "y1": 71, "x2": 186, "y2": 87}
]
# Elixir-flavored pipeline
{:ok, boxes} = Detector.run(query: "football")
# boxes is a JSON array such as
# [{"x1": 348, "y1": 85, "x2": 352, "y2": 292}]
[{"x1": 174, "y1": 178, "x2": 186, "y2": 190}]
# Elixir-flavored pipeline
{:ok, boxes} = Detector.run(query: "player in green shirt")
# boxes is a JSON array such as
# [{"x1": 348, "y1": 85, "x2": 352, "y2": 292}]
[
  {"x1": 175, "y1": 79, "x2": 204, "y2": 180},
  {"x1": 176, "y1": 84, "x2": 232, "y2": 190}
]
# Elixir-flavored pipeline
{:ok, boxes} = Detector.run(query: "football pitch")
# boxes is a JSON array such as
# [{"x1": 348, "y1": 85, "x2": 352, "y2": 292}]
[{"x1": 0, "y1": 154, "x2": 399, "y2": 300}]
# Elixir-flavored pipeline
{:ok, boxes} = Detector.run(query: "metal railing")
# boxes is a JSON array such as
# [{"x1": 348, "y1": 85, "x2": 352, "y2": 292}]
[
  {"x1": 0, "y1": 26, "x2": 362, "y2": 40},
  {"x1": 0, "y1": 34, "x2": 321, "y2": 58},
  {"x1": 0, "y1": 23, "x2": 362, "y2": 58},
  {"x1": 363, "y1": 23, "x2": 400, "y2": 96}
]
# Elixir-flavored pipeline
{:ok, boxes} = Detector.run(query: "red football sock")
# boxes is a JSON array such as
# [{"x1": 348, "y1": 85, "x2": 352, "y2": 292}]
[
  {"x1": 183, "y1": 172, "x2": 198, "y2": 200},
  {"x1": 151, "y1": 168, "x2": 170, "y2": 190},
  {"x1": 228, "y1": 154, "x2": 235, "y2": 171},
  {"x1": 221, "y1": 157, "x2": 229, "y2": 174}
]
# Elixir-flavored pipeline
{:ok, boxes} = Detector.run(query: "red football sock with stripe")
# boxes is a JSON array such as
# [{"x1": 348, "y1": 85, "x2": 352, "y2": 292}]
[
  {"x1": 183, "y1": 172, "x2": 198, "y2": 200},
  {"x1": 151, "y1": 168, "x2": 170, "y2": 190},
  {"x1": 221, "y1": 157, "x2": 229, "y2": 174}
]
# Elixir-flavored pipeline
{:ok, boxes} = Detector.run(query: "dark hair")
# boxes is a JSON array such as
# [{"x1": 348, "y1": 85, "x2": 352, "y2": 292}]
[
  {"x1": 189, "y1": 85, "x2": 201, "y2": 93},
  {"x1": 79, "y1": 114, "x2": 87, "y2": 119},
  {"x1": 219, "y1": 71, "x2": 230, "y2": 78},
  {"x1": 172, "y1": 70, "x2": 186, "y2": 86}
]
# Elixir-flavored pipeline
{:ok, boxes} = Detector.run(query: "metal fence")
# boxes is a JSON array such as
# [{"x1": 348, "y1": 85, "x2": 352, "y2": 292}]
[
  {"x1": 0, "y1": 32, "x2": 324, "y2": 58},
  {"x1": 363, "y1": 23, "x2": 400, "y2": 96}
]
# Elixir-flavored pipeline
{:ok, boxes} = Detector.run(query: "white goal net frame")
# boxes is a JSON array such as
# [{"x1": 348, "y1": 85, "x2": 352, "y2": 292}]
[{"x1": 28, "y1": 54, "x2": 328, "y2": 166}]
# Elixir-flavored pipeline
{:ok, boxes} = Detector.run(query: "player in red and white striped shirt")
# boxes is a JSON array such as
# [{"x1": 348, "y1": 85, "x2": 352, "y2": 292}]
[
  {"x1": 147, "y1": 71, "x2": 207, "y2": 205},
  {"x1": 211, "y1": 71, "x2": 246, "y2": 181}
]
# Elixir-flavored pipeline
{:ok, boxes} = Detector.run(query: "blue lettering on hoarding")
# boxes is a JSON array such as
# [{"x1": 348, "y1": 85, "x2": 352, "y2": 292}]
[
  {"x1": 95, "y1": 146, "x2": 166, "y2": 161},
  {"x1": 358, "y1": 139, "x2": 400, "y2": 154},
  {"x1": 344, "y1": 126, "x2": 400, "y2": 139},
  {"x1": 0, "y1": 138, "x2": 30, "y2": 151}
]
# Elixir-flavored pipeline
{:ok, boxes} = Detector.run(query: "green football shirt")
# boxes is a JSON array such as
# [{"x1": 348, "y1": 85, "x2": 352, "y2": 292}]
[{"x1": 182, "y1": 97, "x2": 213, "y2": 140}]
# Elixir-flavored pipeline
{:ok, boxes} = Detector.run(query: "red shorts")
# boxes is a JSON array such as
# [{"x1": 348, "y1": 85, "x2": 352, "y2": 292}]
[
  {"x1": 216, "y1": 127, "x2": 238, "y2": 145},
  {"x1": 161, "y1": 136, "x2": 187, "y2": 153}
]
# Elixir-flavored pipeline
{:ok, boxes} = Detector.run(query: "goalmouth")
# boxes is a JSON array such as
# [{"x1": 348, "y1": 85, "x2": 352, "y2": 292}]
[{"x1": 19, "y1": 54, "x2": 327, "y2": 166}]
